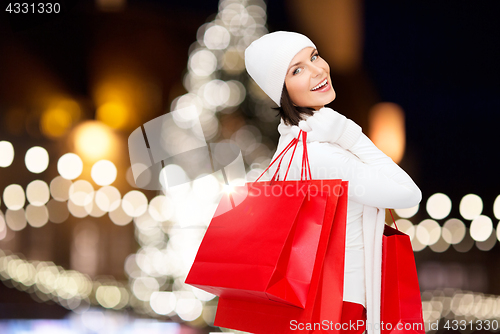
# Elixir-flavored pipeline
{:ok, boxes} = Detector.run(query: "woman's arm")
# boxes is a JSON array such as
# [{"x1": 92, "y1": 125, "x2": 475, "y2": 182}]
[
  {"x1": 289, "y1": 107, "x2": 421, "y2": 208},
  {"x1": 306, "y1": 138, "x2": 421, "y2": 208}
]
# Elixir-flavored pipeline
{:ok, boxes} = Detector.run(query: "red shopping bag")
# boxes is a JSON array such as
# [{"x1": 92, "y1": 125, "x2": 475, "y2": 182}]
[
  {"x1": 213, "y1": 132, "x2": 348, "y2": 334},
  {"x1": 381, "y1": 212, "x2": 425, "y2": 334},
  {"x1": 186, "y1": 131, "x2": 339, "y2": 309}
]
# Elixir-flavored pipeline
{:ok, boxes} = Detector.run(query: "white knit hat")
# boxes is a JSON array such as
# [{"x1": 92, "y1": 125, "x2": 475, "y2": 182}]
[{"x1": 245, "y1": 31, "x2": 316, "y2": 107}]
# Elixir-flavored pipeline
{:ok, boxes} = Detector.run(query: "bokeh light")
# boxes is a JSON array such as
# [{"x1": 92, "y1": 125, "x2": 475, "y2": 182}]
[
  {"x1": 416, "y1": 219, "x2": 441, "y2": 246},
  {"x1": 148, "y1": 195, "x2": 174, "y2": 222},
  {"x1": 204, "y1": 25, "x2": 231, "y2": 50},
  {"x1": 25, "y1": 146, "x2": 49, "y2": 174},
  {"x1": 470, "y1": 215, "x2": 493, "y2": 242},
  {"x1": 95, "y1": 186, "x2": 121, "y2": 212},
  {"x1": 0, "y1": 0, "x2": 276, "y2": 320},
  {"x1": 394, "y1": 219, "x2": 415, "y2": 240},
  {"x1": 96, "y1": 102, "x2": 129, "y2": 130},
  {"x1": 150, "y1": 291, "x2": 177, "y2": 315},
  {"x1": 47, "y1": 199, "x2": 70, "y2": 223},
  {"x1": 202, "y1": 80, "x2": 230, "y2": 107},
  {"x1": 5, "y1": 208, "x2": 27, "y2": 231},
  {"x1": 132, "y1": 277, "x2": 159, "y2": 301},
  {"x1": 429, "y1": 235, "x2": 450, "y2": 253},
  {"x1": 109, "y1": 205, "x2": 133, "y2": 226},
  {"x1": 67, "y1": 200, "x2": 89, "y2": 218},
  {"x1": 72, "y1": 121, "x2": 114, "y2": 161},
  {"x1": 86, "y1": 199, "x2": 107, "y2": 218},
  {"x1": 453, "y1": 228, "x2": 475, "y2": 253},
  {"x1": 476, "y1": 230, "x2": 496, "y2": 251},
  {"x1": 368, "y1": 102, "x2": 405, "y2": 164},
  {"x1": 175, "y1": 292, "x2": 203, "y2": 321},
  {"x1": 91, "y1": 160, "x2": 117, "y2": 186},
  {"x1": 57, "y1": 153, "x2": 83, "y2": 180},
  {"x1": 3, "y1": 184, "x2": 26, "y2": 210},
  {"x1": 0, "y1": 213, "x2": 6, "y2": 241},
  {"x1": 26, "y1": 180, "x2": 50, "y2": 206},
  {"x1": 222, "y1": 48, "x2": 246, "y2": 74},
  {"x1": 459, "y1": 194, "x2": 483, "y2": 220},
  {"x1": 26, "y1": 204, "x2": 49, "y2": 228},
  {"x1": 442, "y1": 218, "x2": 466, "y2": 244},
  {"x1": 225, "y1": 80, "x2": 246, "y2": 107},
  {"x1": 493, "y1": 195, "x2": 500, "y2": 220},
  {"x1": 394, "y1": 204, "x2": 419, "y2": 219},
  {"x1": 426, "y1": 193, "x2": 452, "y2": 220},
  {"x1": 40, "y1": 108, "x2": 72, "y2": 138},
  {"x1": 189, "y1": 49, "x2": 218, "y2": 76},
  {"x1": 40, "y1": 99, "x2": 81, "y2": 138},
  {"x1": 191, "y1": 174, "x2": 222, "y2": 203},
  {"x1": 50, "y1": 176, "x2": 72, "y2": 201},
  {"x1": 96, "y1": 285, "x2": 121, "y2": 308},
  {"x1": 122, "y1": 191, "x2": 148, "y2": 218},
  {"x1": 69, "y1": 180, "x2": 94, "y2": 206},
  {"x1": 0, "y1": 141, "x2": 14, "y2": 167}
]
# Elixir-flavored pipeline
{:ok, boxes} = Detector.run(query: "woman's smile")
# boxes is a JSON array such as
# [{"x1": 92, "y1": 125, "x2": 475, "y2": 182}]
[{"x1": 310, "y1": 78, "x2": 330, "y2": 92}]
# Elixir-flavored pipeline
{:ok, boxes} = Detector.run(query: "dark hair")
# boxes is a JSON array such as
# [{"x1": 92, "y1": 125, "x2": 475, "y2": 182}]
[{"x1": 273, "y1": 84, "x2": 315, "y2": 126}]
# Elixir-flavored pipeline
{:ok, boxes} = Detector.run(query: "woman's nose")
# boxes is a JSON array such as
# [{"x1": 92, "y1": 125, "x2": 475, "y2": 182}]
[{"x1": 310, "y1": 63, "x2": 323, "y2": 77}]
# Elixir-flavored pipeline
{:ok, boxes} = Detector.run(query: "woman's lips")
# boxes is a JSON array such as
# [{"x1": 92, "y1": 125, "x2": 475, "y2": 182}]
[{"x1": 312, "y1": 81, "x2": 331, "y2": 92}]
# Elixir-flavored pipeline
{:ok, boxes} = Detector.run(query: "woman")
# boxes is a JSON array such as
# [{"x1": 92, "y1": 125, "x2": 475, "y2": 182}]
[{"x1": 245, "y1": 31, "x2": 422, "y2": 333}]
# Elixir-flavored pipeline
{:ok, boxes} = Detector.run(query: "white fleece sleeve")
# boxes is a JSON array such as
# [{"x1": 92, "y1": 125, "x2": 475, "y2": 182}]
[{"x1": 306, "y1": 133, "x2": 422, "y2": 209}]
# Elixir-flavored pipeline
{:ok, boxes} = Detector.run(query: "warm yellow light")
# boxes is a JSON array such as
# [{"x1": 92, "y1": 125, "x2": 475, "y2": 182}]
[
  {"x1": 72, "y1": 121, "x2": 114, "y2": 161},
  {"x1": 96, "y1": 102, "x2": 128, "y2": 129},
  {"x1": 40, "y1": 99, "x2": 81, "y2": 138},
  {"x1": 57, "y1": 99, "x2": 81, "y2": 121},
  {"x1": 369, "y1": 102, "x2": 406, "y2": 164},
  {"x1": 40, "y1": 108, "x2": 72, "y2": 138},
  {"x1": 92, "y1": 76, "x2": 145, "y2": 131}
]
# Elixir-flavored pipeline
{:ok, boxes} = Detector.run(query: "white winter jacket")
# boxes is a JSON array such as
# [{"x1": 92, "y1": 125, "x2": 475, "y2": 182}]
[{"x1": 267, "y1": 113, "x2": 422, "y2": 334}]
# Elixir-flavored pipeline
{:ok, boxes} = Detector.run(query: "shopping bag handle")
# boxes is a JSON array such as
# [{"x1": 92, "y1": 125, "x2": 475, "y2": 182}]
[
  {"x1": 254, "y1": 130, "x2": 311, "y2": 184},
  {"x1": 276, "y1": 130, "x2": 311, "y2": 182},
  {"x1": 389, "y1": 209, "x2": 399, "y2": 230}
]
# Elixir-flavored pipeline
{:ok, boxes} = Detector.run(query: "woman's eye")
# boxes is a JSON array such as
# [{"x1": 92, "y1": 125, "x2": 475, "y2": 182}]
[
  {"x1": 311, "y1": 54, "x2": 319, "y2": 61},
  {"x1": 293, "y1": 68, "x2": 302, "y2": 75}
]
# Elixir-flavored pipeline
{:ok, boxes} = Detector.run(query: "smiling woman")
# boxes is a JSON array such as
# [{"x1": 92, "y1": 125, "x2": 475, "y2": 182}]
[{"x1": 242, "y1": 31, "x2": 423, "y2": 334}]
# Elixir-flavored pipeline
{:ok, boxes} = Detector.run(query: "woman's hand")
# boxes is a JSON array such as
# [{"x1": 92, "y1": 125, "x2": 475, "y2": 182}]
[
  {"x1": 290, "y1": 107, "x2": 362, "y2": 149},
  {"x1": 291, "y1": 107, "x2": 346, "y2": 142}
]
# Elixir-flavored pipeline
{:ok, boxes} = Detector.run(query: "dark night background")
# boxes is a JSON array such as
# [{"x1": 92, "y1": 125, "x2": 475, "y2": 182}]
[
  {"x1": 0, "y1": 0, "x2": 499, "y2": 326},
  {"x1": 5, "y1": 0, "x2": 499, "y2": 202}
]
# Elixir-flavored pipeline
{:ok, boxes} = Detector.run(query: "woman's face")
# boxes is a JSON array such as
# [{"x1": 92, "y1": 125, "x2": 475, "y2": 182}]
[{"x1": 284, "y1": 47, "x2": 336, "y2": 110}]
